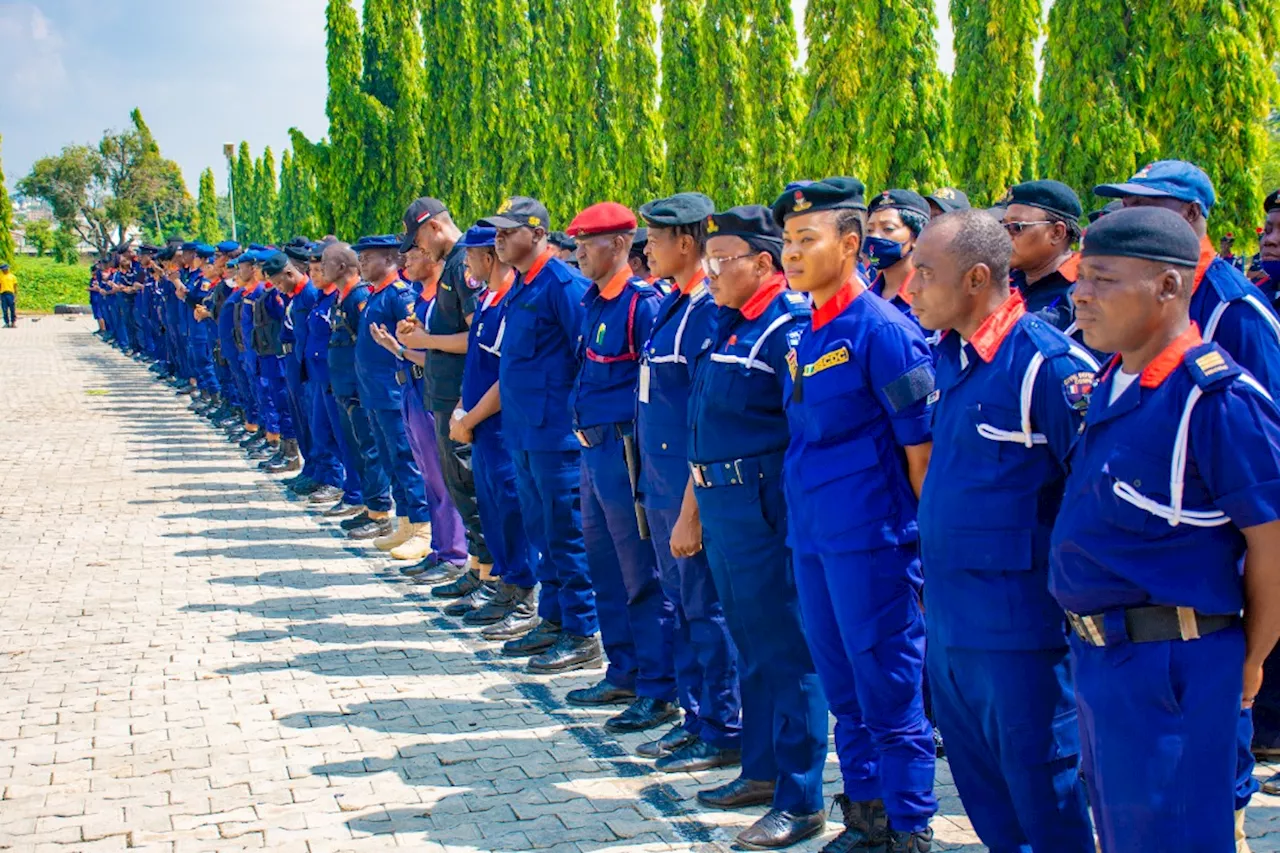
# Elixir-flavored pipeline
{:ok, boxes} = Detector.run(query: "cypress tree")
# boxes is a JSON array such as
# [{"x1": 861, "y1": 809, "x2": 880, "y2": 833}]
[
  {"x1": 256, "y1": 148, "x2": 280, "y2": 245},
  {"x1": 361, "y1": 0, "x2": 396, "y2": 106},
  {"x1": 1135, "y1": 0, "x2": 1280, "y2": 241},
  {"x1": 326, "y1": 0, "x2": 367, "y2": 238},
  {"x1": 420, "y1": 0, "x2": 449, "y2": 199},
  {"x1": 528, "y1": 0, "x2": 580, "y2": 220},
  {"x1": 277, "y1": 150, "x2": 298, "y2": 239},
  {"x1": 799, "y1": 0, "x2": 869, "y2": 181},
  {"x1": 950, "y1": 0, "x2": 1041, "y2": 205},
  {"x1": 433, "y1": 0, "x2": 481, "y2": 220},
  {"x1": 661, "y1": 0, "x2": 709, "y2": 194},
  {"x1": 195, "y1": 167, "x2": 221, "y2": 244},
  {"x1": 701, "y1": 0, "x2": 755, "y2": 203},
  {"x1": 615, "y1": 0, "x2": 665, "y2": 207},
  {"x1": 749, "y1": 0, "x2": 804, "y2": 200},
  {"x1": 0, "y1": 136, "x2": 15, "y2": 267},
  {"x1": 1038, "y1": 0, "x2": 1145, "y2": 209},
  {"x1": 571, "y1": 0, "x2": 624, "y2": 208},
  {"x1": 473, "y1": 0, "x2": 535, "y2": 213},
  {"x1": 233, "y1": 142, "x2": 256, "y2": 243},
  {"x1": 858, "y1": 0, "x2": 951, "y2": 192},
  {"x1": 288, "y1": 129, "x2": 336, "y2": 236}
]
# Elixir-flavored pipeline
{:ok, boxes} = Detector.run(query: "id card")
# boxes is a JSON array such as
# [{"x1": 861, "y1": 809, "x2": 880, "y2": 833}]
[{"x1": 639, "y1": 364, "x2": 651, "y2": 404}]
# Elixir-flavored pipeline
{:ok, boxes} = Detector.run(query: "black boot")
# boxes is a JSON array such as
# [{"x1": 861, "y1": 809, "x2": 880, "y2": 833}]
[
  {"x1": 264, "y1": 438, "x2": 301, "y2": 473},
  {"x1": 819, "y1": 796, "x2": 888, "y2": 853},
  {"x1": 443, "y1": 582, "x2": 496, "y2": 617},
  {"x1": 429, "y1": 568, "x2": 482, "y2": 597},
  {"x1": 463, "y1": 581, "x2": 518, "y2": 625},
  {"x1": 527, "y1": 632, "x2": 602, "y2": 674},
  {"x1": 604, "y1": 697, "x2": 679, "y2": 733},
  {"x1": 884, "y1": 827, "x2": 933, "y2": 853},
  {"x1": 480, "y1": 587, "x2": 539, "y2": 641},
  {"x1": 248, "y1": 438, "x2": 278, "y2": 460},
  {"x1": 500, "y1": 619, "x2": 561, "y2": 657}
]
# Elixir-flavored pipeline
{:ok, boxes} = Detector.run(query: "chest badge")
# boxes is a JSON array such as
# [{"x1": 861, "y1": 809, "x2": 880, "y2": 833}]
[
  {"x1": 596, "y1": 323, "x2": 607, "y2": 345},
  {"x1": 802, "y1": 345, "x2": 850, "y2": 377},
  {"x1": 786, "y1": 348, "x2": 798, "y2": 380}
]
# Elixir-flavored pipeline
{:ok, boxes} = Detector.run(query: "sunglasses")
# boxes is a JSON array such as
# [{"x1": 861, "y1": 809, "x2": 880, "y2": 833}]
[{"x1": 1002, "y1": 220, "x2": 1054, "y2": 236}]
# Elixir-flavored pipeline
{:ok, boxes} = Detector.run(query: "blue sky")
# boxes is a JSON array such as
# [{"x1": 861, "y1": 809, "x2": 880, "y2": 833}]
[{"x1": 2, "y1": 0, "x2": 955, "y2": 195}]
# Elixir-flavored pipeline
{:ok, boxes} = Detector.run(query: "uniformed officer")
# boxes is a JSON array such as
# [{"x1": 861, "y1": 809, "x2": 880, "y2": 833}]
[
  {"x1": 635, "y1": 192, "x2": 742, "y2": 772},
  {"x1": 924, "y1": 188, "x2": 970, "y2": 219},
  {"x1": 301, "y1": 240, "x2": 365, "y2": 519},
  {"x1": 276, "y1": 239, "x2": 320, "y2": 479},
  {"x1": 1052, "y1": 206, "x2": 1280, "y2": 852},
  {"x1": 776, "y1": 178, "x2": 936, "y2": 852},
  {"x1": 185, "y1": 245, "x2": 222, "y2": 413},
  {"x1": 479, "y1": 196, "x2": 602, "y2": 673},
  {"x1": 688, "y1": 195, "x2": 828, "y2": 849},
  {"x1": 222, "y1": 253, "x2": 262, "y2": 443},
  {"x1": 395, "y1": 198, "x2": 489, "y2": 578},
  {"x1": 352, "y1": 235, "x2": 434, "y2": 553},
  {"x1": 237, "y1": 250, "x2": 277, "y2": 457},
  {"x1": 907, "y1": 209, "x2": 1096, "y2": 852},
  {"x1": 628, "y1": 228, "x2": 654, "y2": 283},
  {"x1": 323, "y1": 241, "x2": 394, "y2": 539},
  {"x1": 249, "y1": 252, "x2": 296, "y2": 466},
  {"x1": 561, "y1": 201, "x2": 676, "y2": 732},
  {"x1": 865, "y1": 189, "x2": 931, "y2": 324},
  {"x1": 449, "y1": 225, "x2": 541, "y2": 642},
  {"x1": 1258, "y1": 191, "x2": 1280, "y2": 305},
  {"x1": 1000, "y1": 180, "x2": 1083, "y2": 334},
  {"x1": 206, "y1": 242, "x2": 242, "y2": 425}
]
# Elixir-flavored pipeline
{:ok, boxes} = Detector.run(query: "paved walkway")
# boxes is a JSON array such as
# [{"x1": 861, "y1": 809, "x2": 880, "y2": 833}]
[{"x1": 1, "y1": 318, "x2": 1279, "y2": 853}]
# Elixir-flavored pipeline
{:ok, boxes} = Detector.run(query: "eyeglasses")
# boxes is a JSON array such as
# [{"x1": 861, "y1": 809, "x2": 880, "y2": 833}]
[
  {"x1": 1002, "y1": 220, "x2": 1054, "y2": 236},
  {"x1": 706, "y1": 254, "x2": 755, "y2": 275}
]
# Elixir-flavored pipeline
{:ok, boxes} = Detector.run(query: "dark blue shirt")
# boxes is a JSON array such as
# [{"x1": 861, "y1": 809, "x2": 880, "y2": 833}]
[
  {"x1": 327, "y1": 280, "x2": 371, "y2": 398},
  {"x1": 356, "y1": 275, "x2": 416, "y2": 409},
  {"x1": 462, "y1": 278, "x2": 514, "y2": 438},
  {"x1": 571, "y1": 270, "x2": 659, "y2": 429}
]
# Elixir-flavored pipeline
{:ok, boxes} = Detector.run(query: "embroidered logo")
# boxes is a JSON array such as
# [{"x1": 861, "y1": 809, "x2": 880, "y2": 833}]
[
  {"x1": 934, "y1": 188, "x2": 956, "y2": 200},
  {"x1": 706, "y1": 217, "x2": 719, "y2": 234},
  {"x1": 786, "y1": 348, "x2": 798, "y2": 380},
  {"x1": 802, "y1": 345, "x2": 850, "y2": 376},
  {"x1": 596, "y1": 323, "x2": 607, "y2": 345},
  {"x1": 1063, "y1": 370, "x2": 1095, "y2": 411},
  {"x1": 497, "y1": 198, "x2": 514, "y2": 214},
  {"x1": 793, "y1": 191, "x2": 811, "y2": 212},
  {"x1": 528, "y1": 216, "x2": 542, "y2": 227},
  {"x1": 927, "y1": 389, "x2": 941, "y2": 405}
]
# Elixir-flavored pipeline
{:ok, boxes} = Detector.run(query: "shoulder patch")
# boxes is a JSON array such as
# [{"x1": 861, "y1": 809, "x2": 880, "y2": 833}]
[
  {"x1": 786, "y1": 329, "x2": 803, "y2": 347},
  {"x1": 1185, "y1": 342, "x2": 1242, "y2": 389},
  {"x1": 881, "y1": 363, "x2": 936, "y2": 413},
  {"x1": 1061, "y1": 370, "x2": 1095, "y2": 412}
]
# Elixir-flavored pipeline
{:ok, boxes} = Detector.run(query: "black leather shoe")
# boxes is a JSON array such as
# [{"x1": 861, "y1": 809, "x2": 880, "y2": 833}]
[
  {"x1": 324, "y1": 501, "x2": 364, "y2": 518},
  {"x1": 248, "y1": 441, "x2": 278, "y2": 460},
  {"x1": 292, "y1": 480, "x2": 323, "y2": 496},
  {"x1": 281, "y1": 474, "x2": 308, "y2": 488},
  {"x1": 528, "y1": 633, "x2": 602, "y2": 674},
  {"x1": 655, "y1": 739, "x2": 741, "y2": 773},
  {"x1": 884, "y1": 827, "x2": 933, "y2": 853},
  {"x1": 464, "y1": 582, "x2": 517, "y2": 625},
  {"x1": 501, "y1": 619, "x2": 560, "y2": 656},
  {"x1": 565, "y1": 679, "x2": 637, "y2": 707},
  {"x1": 431, "y1": 568, "x2": 481, "y2": 598},
  {"x1": 443, "y1": 582, "x2": 496, "y2": 617},
  {"x1": 605, "y1": 697, "x2": 679, "y2": 733},
  {"x1": 257, "y1": 450, "x2": 285, "y2": 470},
  {"x1": 238, "y1": 432, "x2": 263, "y2": 449},
  {"x1": 412, "y1": 560, "x2": 468, "y2": 586},
  {"x1": 216, "y1": 414, "x2": 242, "y2": 429},
  {"x1": 821, "y1": 796, "x2": 887, "y2": 853},
  {"x1": 307, "y1": 485, "x2": 345, "y2": 504},
  {"x1": 340, "y1": 510, "x2": 372, "y2": 531},
  {"x1": 932, "y1": 728, "x2": 945, "y2": 759},
  {"x1": 637, "y1": 725, "x2": 698, "y2": 758},
  {"x1": 735, "y1": 809, "x2": 825, "y2": 850},
  {"x1": 697, "y1": 776, "x2": 776, "y2": 810},
  {"x1": 348, "y1": 516, "x2": 393, "y2": 540},
  {"x1": 481, "y1": 590, "x2": 539, "y2": 641},
  {"x1": 400, "y1": 558, "x2": 432, "y2": 577}
]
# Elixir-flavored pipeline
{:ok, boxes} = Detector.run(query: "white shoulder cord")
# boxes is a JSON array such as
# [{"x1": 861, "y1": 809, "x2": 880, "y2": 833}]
[
  {"x1": 1203, "y1": 294, "x2": 1280, "y2": 345},
  {"x1": 976, "y1": 343, "x2": 1100, "y2": 448}
]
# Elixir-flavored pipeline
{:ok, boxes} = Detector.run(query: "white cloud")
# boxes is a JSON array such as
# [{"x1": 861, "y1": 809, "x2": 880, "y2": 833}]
[{"x1": 0, "y1": 2, "x2": 69, "y2": 108}]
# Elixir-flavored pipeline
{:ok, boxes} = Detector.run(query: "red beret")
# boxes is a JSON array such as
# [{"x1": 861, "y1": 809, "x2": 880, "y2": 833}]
[{"x1": 566, "y1": 202, "x2": 637, "y2": 238}]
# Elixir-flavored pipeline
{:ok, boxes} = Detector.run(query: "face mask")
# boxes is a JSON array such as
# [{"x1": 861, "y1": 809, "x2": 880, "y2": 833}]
[
  {"x1": 1261, "y1": 259, "x2": 1280, "y2": 283},
  {"x1": 863, "y1": 236, "x2": 908, "y2": 276}
]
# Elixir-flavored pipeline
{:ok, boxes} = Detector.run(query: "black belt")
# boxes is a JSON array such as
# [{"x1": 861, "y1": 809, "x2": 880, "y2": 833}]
[
  {"x1": 1067, "y1": 605, "x2": 1240, "y2": 647},
  {"x1": 574, "y1": 422, "x2": 633, "y2": 448},
  {"x1": 690, "y1": 451, "x2": 784, "y2": 489}
]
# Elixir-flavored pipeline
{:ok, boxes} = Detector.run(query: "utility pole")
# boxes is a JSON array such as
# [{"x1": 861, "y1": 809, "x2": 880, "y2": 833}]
[{"x1": 223, "y1": 143, "x2": 237, "y2": 242}]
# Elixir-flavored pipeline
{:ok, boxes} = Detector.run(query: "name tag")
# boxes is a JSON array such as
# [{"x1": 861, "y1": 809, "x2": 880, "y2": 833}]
[{"x1": 639, "y1": 363, "x2": 651, "y2": 404}]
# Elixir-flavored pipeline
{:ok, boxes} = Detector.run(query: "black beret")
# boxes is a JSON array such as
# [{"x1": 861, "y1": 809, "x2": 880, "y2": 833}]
[
  {"x1": 639, "y1": 192, "x2": 715, "y2": 227},
  {"x1": 283, "y1": 242, "x2": 312, "y2": 263},
  {"x1": 549, "y1": 231, "x2": 578, "y2": 251},
  {"x1": 771, "y1": 176, "x2": 867, "y2": 225},
  {"x1": 708, "y1": 205, "x2": 783, "y2": 247},
  {"x1": 260, "y1": 250, "x2": 291, "y2": 277},
  {"x1": 1266, "y1": 188, "x2": 1280, "y2": 213},
  {"x1": 629, "y1": 227, "x2": 648, "y2": 255},
  {"x1": 1080, "y1": 206, "x2": 1202, "y2": 267},
  {"x1": 156, "y1": 246, "x2": 176, "y2": 261},
  {"x1": 868, "y1": 189, "x2": 931, "y2": 219},
  {"x1": 1004, "y1": 179, "x2": 1083, "y2": 220},
  {"x1": 308, "y1": 239, "x2": 335, "y2": 262},
  {"x1": 1087, "y1": 200, "x2": 1124, "y2": 224}
]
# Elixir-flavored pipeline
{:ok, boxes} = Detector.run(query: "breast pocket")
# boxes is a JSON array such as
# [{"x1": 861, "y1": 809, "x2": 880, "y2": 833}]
[
  {"x1": 801, "y1": 362, "x2": 874, "y2": 445},
  {"x1": 963, "y1": 402, "x2": 1023, "y2": 464},
  {"x1": 1099, "y1": 446, "x2": 1169, "y2": 535}
]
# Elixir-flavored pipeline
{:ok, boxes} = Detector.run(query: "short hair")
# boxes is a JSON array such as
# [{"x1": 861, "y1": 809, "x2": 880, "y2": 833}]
[
  {"x1": 900, "y1": 208, "x2": 929, "y2": 238},
  {"x1": 670, "y1": 219, "x2": 708, "y2": 252},
  {"x1": 834, "y1": 208, "x2": 866, "y2": 243},
  {"x1": 1045, "y1": 210, "x2": 1083, "y2": 248},
  {"x1": 931, "y1": 209, "x2": 1013, "y2": 284}
]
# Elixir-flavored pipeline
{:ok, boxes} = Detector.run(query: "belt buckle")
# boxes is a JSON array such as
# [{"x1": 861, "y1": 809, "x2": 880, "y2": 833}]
[
  {"x1": 731, "y1": 459, "x2": 744, "y2": 485},
  {"x1": 574, "y1": 430, "x2": 590, "y2": 448},
  {"x1": 1176, "y1": 606, "x2": 1201, "y2": 641},
  {"x1": 691, "y1": 464, "x2": 709, "y2": 488},
  {"x1": 1068, "y1": 612, "x2": 1106, "y2": 647}
]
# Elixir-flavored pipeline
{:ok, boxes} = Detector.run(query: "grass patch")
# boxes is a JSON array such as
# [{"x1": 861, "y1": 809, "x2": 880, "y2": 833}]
[{"x1": 9, "y1": 256, "x2": 90, "y2": 314}]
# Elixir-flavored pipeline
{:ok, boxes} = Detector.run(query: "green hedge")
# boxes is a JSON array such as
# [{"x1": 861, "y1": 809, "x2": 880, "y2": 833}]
[{"x1": 9, "y1": 256, "x2": 90, "y2": 314}]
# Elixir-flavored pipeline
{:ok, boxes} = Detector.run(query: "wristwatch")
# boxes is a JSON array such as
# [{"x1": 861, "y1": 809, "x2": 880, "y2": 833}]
[{"x1": 452, "y1": 409, "x2": 467, "y2": 423}]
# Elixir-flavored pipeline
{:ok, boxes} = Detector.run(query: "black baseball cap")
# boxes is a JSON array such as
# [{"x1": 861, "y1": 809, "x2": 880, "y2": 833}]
[
  {"x1": 400, "y1": 197, "x2": 449, "y2": 252},
  {"x1": 478, "y1": 196, "x2": 551, "y2": 231}
]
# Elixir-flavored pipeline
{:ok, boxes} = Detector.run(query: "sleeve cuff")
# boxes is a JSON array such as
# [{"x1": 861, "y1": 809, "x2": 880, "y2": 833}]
[{"x1": 1218, "y1": 480, "x2": 1280, "y2": 529}]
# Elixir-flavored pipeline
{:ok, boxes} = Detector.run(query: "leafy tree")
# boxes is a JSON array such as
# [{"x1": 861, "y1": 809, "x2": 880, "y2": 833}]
[
  {"x1": 24, "y1": 218, "x2": 54, "y2": 258},
  {"x1": 701, "y1": 0, "x2": 755, "y2": 202},
  {"x1": 52, "y1": 227, "x2": 79, "y2": 265},
  {"x1": 528, "y1": 0, "x2": 579, "y2": 221},
  {"x1": 0, "y1": 135, "x2": 14, "y2": 266},
  {"x1": 858, "y1": 0, "x2": 950, "y2": 192},
  {"x1": 232, "y1": 142, "x2": 256, "y2": 242},
  {"x1": 615, "y1": 0, "x2": 665, "y2": 207},
  {"x1": 194, "y1": 167, "x2": 222, "y2": 244},
  {"x1": 749, "y1": 0, "x2": 804, "y2": 201},
  {"x1": 1134, "y1": 0, "x2": 1280, "y2": 241},
  {"x1": 661, "y1": 0, "x2": 709, "y2": 194},
  {"x1": 255, "y1": 148, "x2": 280, "y2": 245},
  {"x1": 571, "y1": 0, "x2": 623, "y2": 208},
  {"x1": 950, "y1": 0, "x2": 1041, "y2": 205},
  {"x1": 381, "y1": 0, "x2": 429, "y2": 228},
  {"x1": 470, "y1": 0, "x2": 535, "y2": 215},
  {"x1": 361, "y1": 0, "x2": 397, "y2": 107},
  {"x1": 17, "y1": 145, "x2": 114, "y2": 254},
  {"x1": 799, "y1": 0, "x2": 869, "y2": 181},
  {"x1": 325, "y1": 0, "x2": 368, "y2": 238}
]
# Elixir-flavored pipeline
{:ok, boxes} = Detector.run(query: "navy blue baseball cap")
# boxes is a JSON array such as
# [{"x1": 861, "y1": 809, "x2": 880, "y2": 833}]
[
  {"x1": 458, "y1": 226, "x2": 497, "y2": 249},
  {"x1": 193, "y1": 244, "x2": 216, "y2": 259},
  {"x1": 479, "y1": 196, "x2": 551, "y2": 231},
  {"x1": 215, "y1": 240, "x2": 241, "y2": 255},
  {"x1": 1094, "y1": 160, "x2": 1217, "y2": 215},
  {"x1": 352, "y1": 234, "x2": 401, "y2": 253}
]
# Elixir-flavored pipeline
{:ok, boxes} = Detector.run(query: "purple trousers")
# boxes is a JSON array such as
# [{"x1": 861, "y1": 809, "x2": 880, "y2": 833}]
[{"x1": 401, "y1": 380, "x2": 468, "y2": 565}]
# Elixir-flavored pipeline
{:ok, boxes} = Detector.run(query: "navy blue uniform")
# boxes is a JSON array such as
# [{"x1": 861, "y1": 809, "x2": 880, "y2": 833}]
[{"x1": 329, "y1": 280, "x2": 391, "y2": 514}]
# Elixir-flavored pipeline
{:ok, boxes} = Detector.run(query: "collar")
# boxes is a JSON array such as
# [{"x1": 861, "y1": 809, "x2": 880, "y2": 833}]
[
  {"x1": 1058, "y1": 252, "x2": 1079, "y2": 283},
  {"x1": 418, "y1": 278, "x2": 438, "y2": 304},
  {"x1": 597, "y1": 265, "x2": 632, "y2": 301},
  {"x1": 812, "y1": 273, "x2": 866, "y2": 330},
  {"x1": 1192, "y1": 235, "x2": 1215, "y2": 294},
  {"x1": 871, "y1": 269, "x2": 915, "y2": 305},
  {"x1": 524, "y1": 248, "x2": 556, "y2": 283},
  {"x1": 741, "y1": 272, "x2": 790, "y2": 321},
  {"x1": 1137, "y1": 323, "x2": 1203, "y2": 388},
  {"x1": 339, "y1": 276, "x2": 361, "y2": 301},
  {"x1": 321, "y1": 283, "x2": 338, "y2": 296},
  {"x1": 487, "y1": 269, "x2": 516, "y2": 306},
  {"x1": 969, "y1": 290, "x2": 1026, "y2": 363},
  {"x1": 289, "y1": 277, "x2": 310, "y2": 298},
  {"x1": 370, "y1": 272, "x2": 399, "y2": 294},
  {"x1": 676, "y1": 267, "x2": 707, "y2": 295}
]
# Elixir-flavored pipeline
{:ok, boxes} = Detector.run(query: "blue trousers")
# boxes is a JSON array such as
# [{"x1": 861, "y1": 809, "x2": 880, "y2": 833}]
[
  {"x1": 215, "y1": 354, "x2": 235, "y2": 405},
  {"x1": 928, "y1": 644, "x2": 1093, "y2": 852},
  {"x1": 168, "y1": 319, "x2": 188, "y2": 378},
  {"x1": 582, "y1": 436, "x2": 675, "y2": 698},
  {"x1": 648, "y1": 504, "x2": 741, "y2": 749},
  {"x1": 366, "y1": 406, "x2": 430, "y2": 523},
  {"x1": 321, "y1": 385, "x2": 364, "y2": 503},
  {"x1": 474, "y1": 427, "x2": 536, "y2": 588},
  {"x1": 1236, "y1": 709, "x2": 1260, "y2": 811},
  {"x1": 284, "y1": 357, "x2": 314, "y2": 472},
  {"x1": 510, "y1": 447, "x2": 597, "y2": 637},
  {"x1": 336, "y1": 391, "x2": 391, "y2": 513},
  {"x1": 696, "y1": 474, "x2": 828, "y2": 815},
  {"x1": 229, "y1": 350, "x2": 258, "y2": 423},
  {"x1": 1072, "y1": 627, "x2": 1243, "y2": 852},
  {"x1": 305, "y1": 382, "x2": 346, "y2": 491},
  {"x1": 260, "y1": 360, "x2": 293, "y2": 439},
  {"x1": 190, "y1": 338, "x2": 219, "y2": 393}
]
